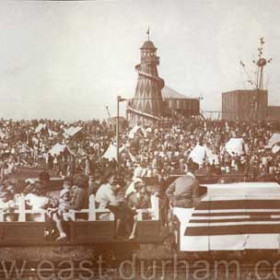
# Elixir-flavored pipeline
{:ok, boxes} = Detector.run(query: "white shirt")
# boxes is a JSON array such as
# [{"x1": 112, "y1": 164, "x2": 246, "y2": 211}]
[
  {"x1": 95, "y1": 183, "x2": 117, "y2": 209},
  {"x1": 25, "y1": 193, "x2": 49, "y2": 211}
]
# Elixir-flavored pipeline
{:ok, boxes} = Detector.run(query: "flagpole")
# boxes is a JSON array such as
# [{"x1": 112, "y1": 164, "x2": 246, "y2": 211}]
[
  {"x1": 116, "y1": 96, "x2": 120, "y2": 174},
  {"x1": 116, "y1": 96, "x2": 126, "y2": 174}
]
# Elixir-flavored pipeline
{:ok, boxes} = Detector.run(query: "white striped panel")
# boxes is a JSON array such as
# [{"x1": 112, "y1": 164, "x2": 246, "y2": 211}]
[
  {"x1": 194, "y1": 209, "x2": 280, "y2": 213},
  {"x1": 187, "y1": 221, "x2": 280, "y2": 227},
  {"x1": 180, "y1": 234, "x2": 280, "y2": 252},
  {"x1": 203, "y1": 196, "x2": 280, "y2": 201},
  {"x1": 191, "y1": 215, "x2": 278, "y2": 220}
]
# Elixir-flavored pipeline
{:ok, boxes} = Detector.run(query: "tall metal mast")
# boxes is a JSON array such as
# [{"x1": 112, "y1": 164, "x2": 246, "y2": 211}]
[
  {"x1": 253, "y1": 37, "x2": 272, "y2": 90},
  {"x1": 240, "y1": 38, "x2": 272, "y2": 121}
]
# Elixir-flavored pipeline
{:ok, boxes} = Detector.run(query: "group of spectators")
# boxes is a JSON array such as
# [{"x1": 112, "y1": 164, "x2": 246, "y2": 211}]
[
  {"x1": 0, "y1": 118, "x2": 111, "y2": 178},
  {"x1": 0, "y1": 117, "x2": 280, "y2": 182},
  {"x1": 0, "y1": 168, "x2": 154, "y2": 241},
  {"x1": 115, "y1": 119, "x2": 280, "y2": 183},
  {"x1": 0, "y1": 117, "x2": 280, "y2": 240}
]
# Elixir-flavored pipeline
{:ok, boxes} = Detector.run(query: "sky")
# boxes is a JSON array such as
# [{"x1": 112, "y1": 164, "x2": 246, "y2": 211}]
[{"x1": 0, "y1": 0, "x2": 280, "y2": 120}]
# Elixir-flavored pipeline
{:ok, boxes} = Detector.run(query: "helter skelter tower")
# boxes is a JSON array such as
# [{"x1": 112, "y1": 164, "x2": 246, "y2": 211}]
[{"x1": 127, "y1": 31, "x2": 165, "y2": 126}]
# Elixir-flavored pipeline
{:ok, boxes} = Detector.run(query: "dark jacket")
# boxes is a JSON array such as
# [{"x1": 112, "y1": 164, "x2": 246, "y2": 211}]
[
  {"x1": 70, "y1": 185, "x2": 88, "y2": 210},
  {"x1": 165, "y1": 173, "x2": 200, "y2": 208}
]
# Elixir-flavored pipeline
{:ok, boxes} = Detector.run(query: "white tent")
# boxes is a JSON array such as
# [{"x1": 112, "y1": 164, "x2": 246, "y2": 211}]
[
  {"x1": 188, "y1": 144, "x2": 219, "y2": 165},
  {"x1": 35, "y1": 123, "x2": 57, "y2": 137},
  {"x1": 267, "y1": 133, "x2": 280, "y2": 148},
  {"x1": 102, "y1": 144, "x2": 133, "y2": 161},
  {"x1": 35, "y1": 123, "x2": 47, "y2": 133},
  {"x1": 272, "y1": 145, "x2": 280, "y2": 154},
  {"x1": 128, "y1": 125, "x2": 147, "y2": 139},
  {"x1": 63, "y1": 126, "x2": 83, "y2": 138},
  {"x1": 48, "y1": 143, "x2": 75, "y2": 156},
  {"x1": 48, "y1": 130, "x2": 58, "y2": 137},
  {"x1": 225, "y1": 138, "x2": 245, "y2": 156}
]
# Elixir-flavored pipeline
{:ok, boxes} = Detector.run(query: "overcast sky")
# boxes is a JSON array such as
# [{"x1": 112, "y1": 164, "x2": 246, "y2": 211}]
[{"x1": 0, "y1": 0, "x2": 280, "y2": 120}]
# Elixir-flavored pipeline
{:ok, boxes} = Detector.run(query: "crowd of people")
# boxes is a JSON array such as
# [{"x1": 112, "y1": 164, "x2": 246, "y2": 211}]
[
  {"x1": 0, "y1": 117, "x2": 279, "y2": 181},
  {"x1": 0, "y1": 117, "x2": 280, "y2": 240}
]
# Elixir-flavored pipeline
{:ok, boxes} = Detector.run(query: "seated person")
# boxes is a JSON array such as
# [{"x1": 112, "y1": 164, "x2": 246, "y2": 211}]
[
  {"x1": 47, "y1": 188, "x2": 73, "y2": 241},
  {"x1": 125, "y1": 183, "x2": 153, "y2": 238},
  {"x1": 70, "y1": 175, "x2": 88, "y2": 210},
  {"x1": 95, "y1": 171, "x2": 137, "y2": 239},
  {"x1": 0, "y1": 187, "x2": 17, "y2": 221},
  {"x1": 25, "y1": 182, "x2": 57, "y2": 221},
  {"x1": 95, "y1": 171, "x2": 121, "y2": 218}
]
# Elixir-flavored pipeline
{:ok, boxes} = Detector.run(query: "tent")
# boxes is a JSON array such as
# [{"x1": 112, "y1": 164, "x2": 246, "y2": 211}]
[
  {"x1": 272, "y1": 145, "x2": 280, "y2": 154},
  {"x1": 35, "y1": 123, "x2": 47, "y2": 133},
  {"x1": 128, "y1": 125, "x2": 147, "y2": 139},
  {"x1": 225, "y1": 138, "x2": 245, "y2": 156},
  {"x1": 102, "y1": 143, "x2": 135, "y2": 161},
  {"x1": 48, "y1": 143, "x2": 75, "y2": 157},
  {"x1": 188, "y1": 144, "x2": 219, "y2": 165},
  {"x1": 48, "y1": 130, "x2": 58, "y2": 137},
  {"x1": 35, "y1": 123, "x2": 57, "y2": 137},
  {"x1": 267, "y1": 133, "x2": 280, "y2": 148},
  {"x1": 63, "y1": 126, "x2": 83, "y2": 138}
]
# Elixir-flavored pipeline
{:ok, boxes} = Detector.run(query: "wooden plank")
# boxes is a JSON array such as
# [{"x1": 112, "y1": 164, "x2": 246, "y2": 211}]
[
  {"x1": 137, "y1": 221, "x2": 162, "y2": 243},
  {"x1": 71, "y1": 221, "x2": 115, "y2": 243},
  {"x1": 2, "y1": 223, "x2": 45, "y2": 245}
]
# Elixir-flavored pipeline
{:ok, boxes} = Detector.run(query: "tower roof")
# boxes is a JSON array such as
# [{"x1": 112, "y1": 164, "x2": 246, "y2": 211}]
[{"x1": 141, "y1": 40, "x2": 156, "y2": 50}]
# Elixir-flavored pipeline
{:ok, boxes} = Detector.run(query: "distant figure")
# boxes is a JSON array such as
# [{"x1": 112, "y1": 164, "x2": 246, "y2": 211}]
[{"x1": 47, "y1": 153, "x2": 54, "y2": 170}]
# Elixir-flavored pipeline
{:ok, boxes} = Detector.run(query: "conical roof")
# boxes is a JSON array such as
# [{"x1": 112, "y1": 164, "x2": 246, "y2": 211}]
[{"x1": 141, "y1": 40, "x2": 156, "y2": 50}]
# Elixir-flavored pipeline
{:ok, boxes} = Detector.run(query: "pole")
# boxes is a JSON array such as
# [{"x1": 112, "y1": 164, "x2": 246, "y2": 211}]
[{"x1": 116, "y1": 96, "x2": 120, "y2": 174}]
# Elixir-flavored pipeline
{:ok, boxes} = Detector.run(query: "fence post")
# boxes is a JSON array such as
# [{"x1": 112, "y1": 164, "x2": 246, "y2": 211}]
[
  {"x1": 0, "y1": 209, "x2": 3, "y2": 222},
  {"x1": 137, "y1": 211, "x2": 143, "y2": 221},
  {"x1": 150, "y1": 194, "x2": 159, "y2": 220},
  {"x1": 18, "y1": 194, "x2": 26, "y2": 222},
  {"x1": 88, "y1": 194, "x2": 96, "y2": 221}
]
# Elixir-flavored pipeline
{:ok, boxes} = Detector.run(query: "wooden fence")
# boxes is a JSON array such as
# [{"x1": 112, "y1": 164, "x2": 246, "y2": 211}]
[{"x1": 0, "y1": 194, "x2": 159, "y2": 222}]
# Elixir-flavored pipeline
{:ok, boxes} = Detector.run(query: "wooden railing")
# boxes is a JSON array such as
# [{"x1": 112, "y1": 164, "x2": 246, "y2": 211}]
[{"x1": 0, "y1": 194, "x2": 159, "y2": 222}]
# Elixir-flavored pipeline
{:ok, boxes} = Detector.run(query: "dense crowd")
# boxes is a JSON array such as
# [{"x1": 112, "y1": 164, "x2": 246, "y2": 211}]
[
  {"x1": 0, "y1": 117, "x2": 279, "y2": 181},
  {"x1": 0, "y1": 117, "x2": 280, "y2": 240}
]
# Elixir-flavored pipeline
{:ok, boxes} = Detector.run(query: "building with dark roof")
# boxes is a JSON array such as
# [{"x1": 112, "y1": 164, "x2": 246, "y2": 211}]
[{"x1": 162, "y1": 86, "x2": 200, "y2": 117}]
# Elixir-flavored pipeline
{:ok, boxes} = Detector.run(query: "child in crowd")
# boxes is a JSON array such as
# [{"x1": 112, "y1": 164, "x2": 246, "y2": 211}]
[
  {"x1": 47, "y1": 179, "x2": 73, "y2": 241},
  {"x1": 0, "y1": 187, "x2": 17, "y2": 221}
]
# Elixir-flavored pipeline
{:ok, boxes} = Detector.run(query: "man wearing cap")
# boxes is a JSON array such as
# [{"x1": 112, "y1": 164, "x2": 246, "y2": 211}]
[{"x1": 165, "y1": 165, "x2": 200, "y2": 208}]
